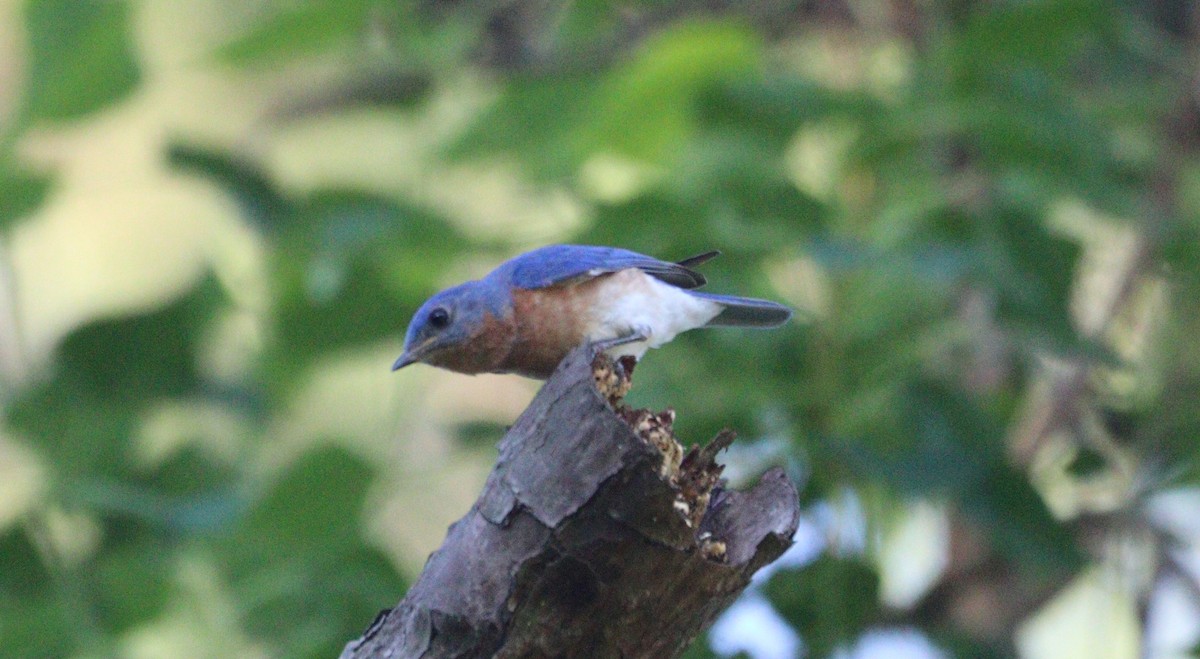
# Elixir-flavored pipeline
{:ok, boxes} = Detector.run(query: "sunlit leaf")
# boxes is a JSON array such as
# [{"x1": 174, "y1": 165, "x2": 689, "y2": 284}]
[{"x1": 576, "y1": 20, "x2": 763, "y2": 164}]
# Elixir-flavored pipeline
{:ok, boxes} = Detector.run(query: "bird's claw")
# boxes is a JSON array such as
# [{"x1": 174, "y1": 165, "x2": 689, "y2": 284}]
[{"x1": 588, "y1": 327, "x2": 648, "y2": 382}]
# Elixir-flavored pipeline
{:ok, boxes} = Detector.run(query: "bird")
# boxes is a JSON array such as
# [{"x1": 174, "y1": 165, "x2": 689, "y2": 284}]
[{"x1": 392, "y1": 244, "x2": 793, "y2": 379}]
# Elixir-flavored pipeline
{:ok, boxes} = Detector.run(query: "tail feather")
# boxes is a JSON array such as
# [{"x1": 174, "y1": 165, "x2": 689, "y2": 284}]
[
  {"x1": 690, "y1": 291, "x2": 793, "y2": 328},
  {"x1": 675, "y1": 250, "x2": 721, "y2": 269}
]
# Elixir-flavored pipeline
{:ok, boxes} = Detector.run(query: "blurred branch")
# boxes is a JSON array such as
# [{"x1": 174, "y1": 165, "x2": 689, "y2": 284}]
[
  {"x1": 341, "y1": 347, "x2": 800, "y2": 658},
  {"x1": 441, "y1": 0, "x2": 834, "y2": 76},
  {"x1": 899, "y1": 514, "x2": 1068, "y2": 649},
  {"x1": 264, "y1": 69, "x2": 433, "y2": 121},
  {"x1": 1006, "y1": 186, "x2": 1166, "y2": 467}
]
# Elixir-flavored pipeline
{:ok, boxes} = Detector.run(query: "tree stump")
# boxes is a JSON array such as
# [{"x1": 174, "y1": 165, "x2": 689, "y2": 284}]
[{"x1": 341, "y1": 345, "x2": 801, "y2": 658}]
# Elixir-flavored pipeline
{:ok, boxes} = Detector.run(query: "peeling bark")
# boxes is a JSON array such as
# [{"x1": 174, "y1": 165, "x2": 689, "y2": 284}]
[{"x1": 342, "y1": 346, "x2": 801, "y2": 658}]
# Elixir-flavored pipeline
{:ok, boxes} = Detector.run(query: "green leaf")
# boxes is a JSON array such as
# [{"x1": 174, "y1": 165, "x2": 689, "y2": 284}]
[
  {"x1": 955, "y1": 0, "x2": 1115, "y2": 71},
  {"x1": 0, "y1": 527, "x2": 52, "y2": 599},
  {"x1": 22, "y1": 0, "x2": 141, "y2": 122},
  {"x1": 270, "y1": 69, "x2": 434, "y2": 117},
  {"x1": 1064, "y1": 444, "x2": 1108, "y2": 477},
  {"x1": 216, "y1": 0, "x2": 377, "y2": 64},
  {"x1": 576, "y1": 20, "x2": 763, "y2": 164},
  {"x1": 0, "y1": 163, "x2": 53, "y2": 230},
  {"x1": 222, "y1": 446, "x2": 406, "y2": 658},
  {"x1": 446, "y1": 75, "x2": 599, "y2": 181},
  {"x1": 963, "y1": 465, "x2": 1086, "y2": 576},
  {"x1": 6, "y1": 379, "x2": 136, "y2": 477},
  {"x1": 55, "y1": 275, "x2": 225, "y2": 402},
  {"x1": 833, "y1": 380, "x2": 999, "y2": 496},
  {"x1": 697, "y1": 77, "x2": 879, "y2": 145},
  {"x1": 89, "y1": 539, "x2": 173, "y2": 631},
  {"x1": 765, "y1": 557, "x2": 879, "y2": 658},
  {"x1": 245, "y1": 448, "x2": 368, "y2": 546},
  {"x1": 453, "y1": 420, "x2": 509, "y2": 450},
  {"x1": 449, "y1": 19, "x2": 765, "y2": 179},
  {"x1": 6, "y1": 276, "x2": 226, "y2": 476},
  {"x1": 168, "y1": 143, "x2": 292, "y2": 235},
  {"x1": 0, "y1": 529, "x2": 75, "y2": 657},
  {"x1": 978, "y1": 208, "x2": 1083, "y2": 352},
  {"x1": 65, "y1": 446, "x2": 244, "y2": 533}
]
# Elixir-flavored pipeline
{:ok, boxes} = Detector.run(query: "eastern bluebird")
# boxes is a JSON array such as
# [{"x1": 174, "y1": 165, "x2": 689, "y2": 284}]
[{"x1": 392, "y1": 245, "x2": 792, "y2": 379}]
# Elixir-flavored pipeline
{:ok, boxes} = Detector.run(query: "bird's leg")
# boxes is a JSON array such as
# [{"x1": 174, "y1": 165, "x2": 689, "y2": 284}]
[
  {"x1": 588, "y1": 326, "x2": 650, "y2": 380},
  {"x1": 590, "y1": 327, "x2": 648, "y2": 352}
]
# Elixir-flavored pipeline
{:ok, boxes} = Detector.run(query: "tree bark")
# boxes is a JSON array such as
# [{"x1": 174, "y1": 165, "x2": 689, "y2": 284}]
[{"x1": 341, "y1": 346, "x2": 801, "y2": 658}]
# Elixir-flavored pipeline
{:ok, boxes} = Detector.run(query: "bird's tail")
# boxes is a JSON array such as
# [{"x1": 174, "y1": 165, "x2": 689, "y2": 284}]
[{"x1": 689, "y1": 291, "x2": 793, "y2": 328}]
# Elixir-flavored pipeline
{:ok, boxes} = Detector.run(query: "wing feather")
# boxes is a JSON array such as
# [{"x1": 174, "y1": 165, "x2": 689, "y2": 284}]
[{"x1": 501, "y1": 245, "x2": 714, "y2": 290}]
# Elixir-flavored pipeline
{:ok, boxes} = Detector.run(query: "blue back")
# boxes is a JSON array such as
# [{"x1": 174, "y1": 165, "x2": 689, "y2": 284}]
[{"x1": 490, "y1": 245, "x2": 706, "y2": 290}]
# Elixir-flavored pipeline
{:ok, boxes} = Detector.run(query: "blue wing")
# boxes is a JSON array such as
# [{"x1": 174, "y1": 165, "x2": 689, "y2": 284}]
[{"x1": 497, "y1": 245, "x2": 711, "y2": 290}]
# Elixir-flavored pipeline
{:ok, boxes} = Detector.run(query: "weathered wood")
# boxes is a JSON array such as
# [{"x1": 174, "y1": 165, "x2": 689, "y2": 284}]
[{"x1": 342, "y1": 346, "x2": 801, "y2": 658}]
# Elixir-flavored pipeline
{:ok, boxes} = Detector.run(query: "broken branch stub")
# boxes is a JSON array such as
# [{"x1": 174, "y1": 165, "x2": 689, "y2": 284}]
[{"x1": 342, "y1": 345, "x2": 801, "y2": 658}]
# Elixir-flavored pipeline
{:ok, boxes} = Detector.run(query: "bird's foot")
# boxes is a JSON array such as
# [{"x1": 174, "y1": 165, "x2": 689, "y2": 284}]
[
  {"x1": 589, "y1": 326, "x2": 650, "y2": 393},
  {"x1": 591, "y1": 325, "x2": 650, "y2": 352}
]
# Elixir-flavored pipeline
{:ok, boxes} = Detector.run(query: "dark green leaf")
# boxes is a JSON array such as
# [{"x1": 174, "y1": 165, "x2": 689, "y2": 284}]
[
  {"x1": 6, "y1": 276, "x2": 226, "y2": 475},
  {"x1": 56, "y1": 276, "x2": 225, "y2": 402},
  {"x1": 0, "y1": 528, "x2": 78, "y2": 657},
  {"x1": 168, "y1": 143, "x2": 292, "y2": 235},
  {"x1": 0, "y1": 163, "x2": 53, "y2": 230},
  {"x1": 235, "y1": 446, "x2": 374, "y2": 551},
  {"x1": 65, "y1": 446, "x2": 244, "y2": 533},
  {"x1": 978, "y1": 208, "x2": 1082, "y2": 351},
  {"x1": 453, "y1": 420, "x2": 509, "y2": 449},
  {"x1": 446, "y1": 76, "x2": 598, "y2": 180},
  {"x1": 576, "y1": 20, "x2": 763, "y2": 164},
  {"x1": 222, "y1": 446, "x2": 405, "y2": 659},
  {"x1": 1064, "y1": 444, "x2": 1109, "y2": 477},
  {"x1": 0, "y1": 527, "x2": 52, "y2": 598},
  {"x1": 697, "y1": 77, "x2": 879, "y2": 144},
  {"x1": 270, "y1": 69, "x2": 434, "y2": 118},
  {"x1": 963, "y1": 465, "x2": 1086, "y2": 576},
  {"x1": 89, "y1": 539, "x2": 172, "y2": 631},
  {"x1": 765, "y1": 557, "x2": 879, "y2": 658}
]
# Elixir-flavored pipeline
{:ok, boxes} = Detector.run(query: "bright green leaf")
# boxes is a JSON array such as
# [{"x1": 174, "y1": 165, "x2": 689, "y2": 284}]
[{"x1": 217, "y1": 0, "x2": 377, "y2": 64}]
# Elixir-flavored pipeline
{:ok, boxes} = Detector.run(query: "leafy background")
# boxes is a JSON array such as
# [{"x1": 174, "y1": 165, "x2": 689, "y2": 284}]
[{"x1": 0, "y1": 1, "x2": 1198, "y2": 657}]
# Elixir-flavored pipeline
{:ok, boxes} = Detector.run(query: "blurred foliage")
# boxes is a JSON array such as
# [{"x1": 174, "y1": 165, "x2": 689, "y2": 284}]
[{"x1": 1, "y1": 0, "x2": 1199, "y2": 657}]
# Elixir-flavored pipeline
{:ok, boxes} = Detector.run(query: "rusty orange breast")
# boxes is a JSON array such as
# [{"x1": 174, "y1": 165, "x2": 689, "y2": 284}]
[{"x1": 498, "y1": 282, "x2": 604, "y2": 378}]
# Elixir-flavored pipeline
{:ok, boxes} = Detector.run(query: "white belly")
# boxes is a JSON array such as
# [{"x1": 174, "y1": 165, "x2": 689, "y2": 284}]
[{"x1": 584, "y1": 269, "x2": 723, "y2": 360}]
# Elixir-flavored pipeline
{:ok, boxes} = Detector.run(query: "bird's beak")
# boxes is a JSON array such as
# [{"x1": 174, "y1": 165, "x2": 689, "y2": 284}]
[
  {"x1": 391, "y1": 352, "x2": 417, "y2": 371},
  {"x1": 392, "y1": 337, "x2": 437, "y2": 371}
]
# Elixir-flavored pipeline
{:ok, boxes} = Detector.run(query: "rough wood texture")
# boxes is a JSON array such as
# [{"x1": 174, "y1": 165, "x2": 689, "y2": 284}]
[{"x1": 342, "y1": 346, "x2": 801, "y2": 658}]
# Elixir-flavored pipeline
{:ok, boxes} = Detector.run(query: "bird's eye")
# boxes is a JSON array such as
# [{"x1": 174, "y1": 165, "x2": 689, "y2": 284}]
[{"x1": 428, "y1": 307, "x2": 451, "y2": 329}]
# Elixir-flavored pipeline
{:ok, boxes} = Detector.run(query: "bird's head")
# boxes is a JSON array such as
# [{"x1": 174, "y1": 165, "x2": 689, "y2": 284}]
[{"x1": 392, "y1": 282, "x2": 509, "y2": 373}]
